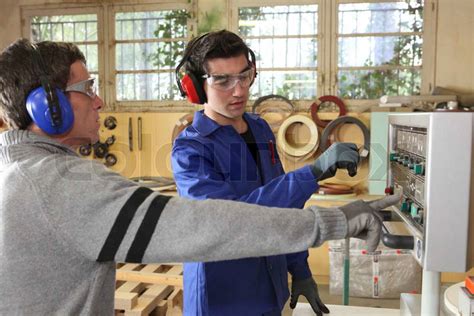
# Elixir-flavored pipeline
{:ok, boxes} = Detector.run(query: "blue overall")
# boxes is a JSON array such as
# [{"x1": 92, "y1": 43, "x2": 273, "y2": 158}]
[{"x1": 171, "y1": 111, "x2": 319, "y2": 316}]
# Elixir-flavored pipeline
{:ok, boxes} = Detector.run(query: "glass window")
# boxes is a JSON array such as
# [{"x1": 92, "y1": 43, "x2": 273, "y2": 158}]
[
  {"x1": 115, "y1": 9, "x2": 190, "y2": 102},
  {"x1": 238, "y1": 4, "x2": 318, "y2": 100},
  {"x1": 31, "y1": 14, "x2": 99, "y2": 74},
  {"x1": 337, "y1": 1, "x2": 424, "y2": 99}
]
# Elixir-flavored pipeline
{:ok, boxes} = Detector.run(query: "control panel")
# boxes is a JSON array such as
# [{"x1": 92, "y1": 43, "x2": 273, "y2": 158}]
[
  {"x1": 386, "y1": 113, "x2": 474, "y2": 272},
  {"x1": 389, "y1": 126, "x2": 426, "y2": 229}
]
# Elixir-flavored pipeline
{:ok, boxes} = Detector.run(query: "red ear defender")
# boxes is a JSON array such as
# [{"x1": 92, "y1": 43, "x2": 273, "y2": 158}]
[
  {"x1": 181, "y1": 73, "x2": 207, "y2": 105},
  {"x1": 175, "y1": 32, "x2": 258, "y2": 104}
]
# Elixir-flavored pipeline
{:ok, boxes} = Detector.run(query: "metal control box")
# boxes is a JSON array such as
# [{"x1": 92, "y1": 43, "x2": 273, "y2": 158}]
[{"x1": 387, "y1": 113, "x2": 474, "y2": 272}]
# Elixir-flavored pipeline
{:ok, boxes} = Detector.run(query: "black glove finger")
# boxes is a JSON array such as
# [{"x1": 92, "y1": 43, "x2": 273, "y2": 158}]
[
  {"x1": 335, "y1": 160, "x2": 357, "y2": 177},
  {"x1": 314, "y1": 295, "x2": 330, "y2": 313},
  {"x1": 307, "y1": 296, "x2": 323, "y2": 316},
  {"x1": 347, "y1": 163, "x2": 357, "y2": 177},
  {"x1": 289, "y1": 293, "x2": 300, "y2": 309}
]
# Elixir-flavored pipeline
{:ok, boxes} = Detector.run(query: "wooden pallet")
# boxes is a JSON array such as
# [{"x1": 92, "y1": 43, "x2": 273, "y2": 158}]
[{"x1": 115, "y1": 263, "x2": 183, "y2": 316}]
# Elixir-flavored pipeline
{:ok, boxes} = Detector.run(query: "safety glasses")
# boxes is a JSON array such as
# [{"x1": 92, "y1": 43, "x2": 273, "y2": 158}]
[
  {"x1": 202, "y1": 68, "x2": 254, "y2": 91},
  {"x1": 65, "y1": 78, "x2": 97, "y2": 99}
]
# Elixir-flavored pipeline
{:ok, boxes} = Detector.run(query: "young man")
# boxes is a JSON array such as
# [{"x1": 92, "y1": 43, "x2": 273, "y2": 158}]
[
  {"x1": 172, "y1": 30, "x2": 379, "y2": 316},
  {"x1": 0, "y1": 38, "x2": 395, "y2": 314}
]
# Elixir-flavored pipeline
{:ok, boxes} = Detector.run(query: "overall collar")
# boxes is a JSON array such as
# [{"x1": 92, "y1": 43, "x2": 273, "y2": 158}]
[{"x1": 192, "y1": 110, "x2": 260, "y2": 137}]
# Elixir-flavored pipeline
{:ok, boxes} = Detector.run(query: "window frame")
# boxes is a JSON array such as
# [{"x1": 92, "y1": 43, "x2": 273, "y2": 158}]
[
  {"x1": 107, "y1": 2, "x2": 196, "y2": 110},
  {"x1": 229, "y1": 0, "x2": 437, "y2": 107},
  {"x1": 229, "y1": 0, "x2": 326, "y2": 103},
  {"x1": 21, "y1": 1, "x2": 197, "y2": 112},
  {"x1": 22, "y1": 4, "x2": 106, "y2": 100}
]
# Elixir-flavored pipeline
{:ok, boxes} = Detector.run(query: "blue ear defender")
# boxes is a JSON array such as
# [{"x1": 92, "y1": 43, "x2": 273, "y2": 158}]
[
  {"x1": 26, "y1": 87, "x2": 74, "y2": 135},
  {"x1": 25, "y1": 43, "x2": 74, "y2": 135}
]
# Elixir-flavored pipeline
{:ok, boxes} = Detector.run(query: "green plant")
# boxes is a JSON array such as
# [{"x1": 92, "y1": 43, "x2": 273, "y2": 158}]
[
  {"x1": 197, "y1": 7, "x2": 222, "y2": 34},
  {"x1": 150, "y1": 10, "x2": 190, "y2": 69},
  {"x1": 339, "y1": 0, "x2": 423, "y2": 99}
]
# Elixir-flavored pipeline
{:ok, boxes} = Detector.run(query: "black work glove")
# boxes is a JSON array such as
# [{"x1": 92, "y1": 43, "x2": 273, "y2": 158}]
[
  {"x1": 339, "y1": 193, "x2": 402, "y2": 252},
  {"x1": 290, "y1": 277, "x2": 330, "y2": 316},
  {"x1": 310, "y1": 142, "x2": 360, "y2": 181}
]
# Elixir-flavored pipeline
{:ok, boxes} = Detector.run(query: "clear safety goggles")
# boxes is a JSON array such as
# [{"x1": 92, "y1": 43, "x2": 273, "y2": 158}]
[
  {"x1": 65, "y1": 78, "x2": 97, "y2": 99},
  {"x1": 202, "y1": 68, "x2": 254, "y2": 91}
]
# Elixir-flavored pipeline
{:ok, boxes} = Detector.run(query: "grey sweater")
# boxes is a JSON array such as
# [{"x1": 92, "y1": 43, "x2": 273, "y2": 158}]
[{"x1": 0, "y1": 130, "x2": 347, "y2": 315}]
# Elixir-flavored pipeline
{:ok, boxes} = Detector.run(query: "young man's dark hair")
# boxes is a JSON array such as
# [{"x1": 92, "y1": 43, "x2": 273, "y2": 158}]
[
  {"x1": 176, "y1": 30, "x2": 257, "y2": 105},
  {"x1": 0, "y1": 39, "x2": 84, "y2": 129},
  {"x1": 182, "y1": 30, "x2": 253, "y2": 76}
]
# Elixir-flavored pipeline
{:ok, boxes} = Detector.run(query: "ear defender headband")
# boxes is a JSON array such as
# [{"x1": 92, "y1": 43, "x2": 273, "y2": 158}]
[
  {"x1": 175, "y1": 33, "x2": 257, "y2": 105},
  {"x1": 26, "y1": 43, "x2": 74, "y2": 135}
]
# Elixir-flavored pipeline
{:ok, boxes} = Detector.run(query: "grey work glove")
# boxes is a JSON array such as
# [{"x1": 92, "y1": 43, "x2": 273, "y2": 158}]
[
  {"x1": 290, "y1": 277, "x2": 330, "y2": 316},
  {"x1": 339, "y1": 194, "x2": 401, "y2": 252},
  {"x1": 311, "y1": 142, "x2": 360, "y2": 181}
]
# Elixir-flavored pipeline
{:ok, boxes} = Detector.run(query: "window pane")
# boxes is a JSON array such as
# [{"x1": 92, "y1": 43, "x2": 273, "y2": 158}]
[
  {"x1": 116, "y1": 41, "x2": 185, "y2": 71},
  {"x1": 338, "y1": 35, "x2": 422, "y2": 67},
  {"x1": 239, "y1": 4, "x2": 318, "y2": 100},
  {"x1": 337, "y1": 1, "x2": 424, "y2": 99},
  {"x1": 252, "y1": 70, "x2": 317, "y2": 100},
  {"x1": 30, "y1": 14, "x2": 99, "y2": 78},
  {"x1": 339, "y1": 1, "x2": 423, "y2": 34},
  {"x1": 116, "y1": 72, "x2": 181, "y2": 101},
  {"x1": 77, "y1": 44, "x2": 98, "y2": 72},
  {"x1": 338, "y1": 68, "x2": 421, "y2": 99},
  {"x1": 115, "y1": 9, "x2": 189, "y2": 102},
  {"x1": 239, "y1": 5, "x2": 318, "y2": 36},
  {"x1": 115, "y1": 10, "x2": 189, "y2": 40},
  {"x1": 246, "y1": 38, "x2": 317, "y2": 68},
  {"x1": 31, "y1": 14, "x2": 98, "y2": 42}
]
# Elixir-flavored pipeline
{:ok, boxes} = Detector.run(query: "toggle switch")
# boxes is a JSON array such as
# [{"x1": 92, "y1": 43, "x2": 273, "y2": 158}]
[
  {"x1": 401, "y1": 199, "x2": 411, "y2": 212},
  {"x1": 414, "y1": 163, "x2": 424, "y2": 175},
  {"x1": 390, "y1": 152, "x2": 398, "y2": 162},
  {"x1": 403, "y1": 155, "x2": 410, "y2": 167},
  {"x1": 410, "y1": 203, "x2": 419, "y2": 217}
]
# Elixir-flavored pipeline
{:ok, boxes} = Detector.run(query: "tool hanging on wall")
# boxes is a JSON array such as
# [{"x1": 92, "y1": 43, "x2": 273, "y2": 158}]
[
  {"x1": 78, "y1": 130, "x2": 118, "y2": 166},
  {"x1": 276, "y1": 114, "x2": 319, "y2": 161},
  {"x1": 137, "y1": 117, "x2": 142, "y2": 151},
  {"x1": 252, "y1": 94, "x2": 295, "y2": 133},
  {"x1": 79, "y1": 143, "x2": 92, "y2": 156},
  {"x1": 104, "y1": 116, "x2": 117, "y2": 130},
  {"x1": 318, "y1": 183, "x2": 354, "y2": 195},
  {"x1": 128, "y1": 117, "x2": 133, "y2": 152},
  {"x1": 310, "y1": 95, "x2": 347, "y2": 128},
  {"x1": 90, "y1": 135, "x2": 118, "y2": 166},
  {"x1": 93, "y1": 141, "x2": 109, "y2": 159},
  {"x1": 319, "y1": 116, "x2": 370, "y2": 158},
  {"x1": 171, "y1": 113, "x2": 194, "y2": 144},
  {"x1": 104, "y1": 153, "x2": 117, "y2": 167},
  {"x1": 105, "y1": 135, "x2": 116, "y2": 146}
]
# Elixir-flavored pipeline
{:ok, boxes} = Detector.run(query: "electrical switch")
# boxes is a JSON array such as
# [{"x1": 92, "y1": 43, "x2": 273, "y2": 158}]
[
  {"x1": 410, "y1": 203, "x2": 419, "y2": 217},
  {"x1": 401, "y1": 199, "x2": 411, "y2": 212},
  {"x1": 414, "y1": 163, "x2": 424, "y2": 175},
  {"x1": 390, "y1": 152, "x2": 398, "y2": 162}
]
